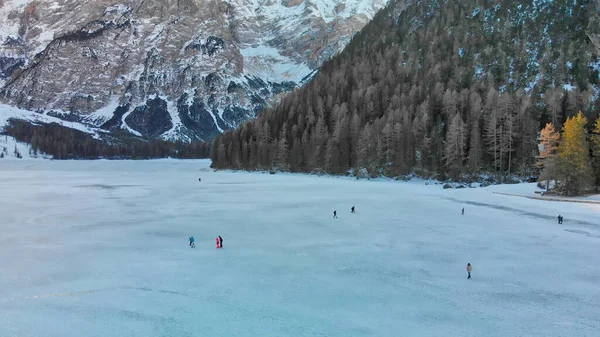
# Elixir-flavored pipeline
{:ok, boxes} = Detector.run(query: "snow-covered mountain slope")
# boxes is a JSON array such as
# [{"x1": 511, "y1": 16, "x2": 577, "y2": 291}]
[
  {"x1": 0, "y1": 0, "x2": 387, "y2": 141},
  {"x1": 0, "y1": 103, "x2": 105, "y2": 137},
  {"x1": 0, "y1": 134, "x2": 50, "y2": 159}
]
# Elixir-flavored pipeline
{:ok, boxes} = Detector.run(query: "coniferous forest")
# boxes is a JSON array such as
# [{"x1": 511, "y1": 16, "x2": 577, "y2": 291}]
[
  {"x1": 3, "y1": 120, "x2": 209, "y2": 160},
  {"x1": 211, "y1": 0, "x2": 600, "y2": 195}
]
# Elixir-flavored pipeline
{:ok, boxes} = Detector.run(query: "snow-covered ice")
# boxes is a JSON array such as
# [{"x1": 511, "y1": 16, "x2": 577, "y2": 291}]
[{"x1": 0, "y1": 160, "x2": 599, "y2": 337}]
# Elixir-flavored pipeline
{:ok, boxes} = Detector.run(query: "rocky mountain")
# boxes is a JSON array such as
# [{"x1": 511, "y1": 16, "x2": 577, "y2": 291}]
[{"x1": 0, "y1": 0, "x2": 386, "y2": 141}]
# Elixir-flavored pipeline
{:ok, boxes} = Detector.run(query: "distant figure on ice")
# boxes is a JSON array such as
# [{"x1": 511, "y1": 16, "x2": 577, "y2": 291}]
[
  {"x1": 218, "y1": 235, "x2": 223, "y2": 248},
  {"x1": 461, "y1": 208, "x2": 464, "y2": 215},
  {"x1": 189, "y1": 236, "x2": 195, "y2": 248},
  {"x1": 351, "y1": 206, "x2": 355, "y2": 213},
  {"x1": 333, "y1": 210, "x2": 338, "y2": 218},
  {"x1": 216, "y1": 236, "x2": 221, "y2": 248},
  {"x1": 199, "y1": 178, "x2": 202, "y2": 182},
  {"x1": 558, "y1": 215, "x2": 563, "y2": 224},
  {"x1": 466, "y1": 263, "x2": 472, "y2": 279}
]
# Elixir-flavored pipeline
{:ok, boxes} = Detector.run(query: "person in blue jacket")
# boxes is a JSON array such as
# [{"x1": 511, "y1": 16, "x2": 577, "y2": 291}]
[{"x1": 189, "y1": 236, "x2": 195, "y2": 248}]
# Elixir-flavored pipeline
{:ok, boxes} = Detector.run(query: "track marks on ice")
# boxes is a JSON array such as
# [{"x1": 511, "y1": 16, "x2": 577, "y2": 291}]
[
  {"x1": 0, "y1": 286, "x2": 189, "y2": 303},
  {"x1": 446, "y1": 197, "x2": 599, "y2": 228}
]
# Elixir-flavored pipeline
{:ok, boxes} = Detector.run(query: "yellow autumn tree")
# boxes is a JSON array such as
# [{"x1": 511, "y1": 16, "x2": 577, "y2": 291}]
[
  {"x1": 557, "y1": 112, "x2": 593, "y2": 196},
  {"x1": 536, "y1": 123, "x2": 560, "y2": 191},
  {"x1": 591, "y1": 117, "x2": 600, "y2": 190}
]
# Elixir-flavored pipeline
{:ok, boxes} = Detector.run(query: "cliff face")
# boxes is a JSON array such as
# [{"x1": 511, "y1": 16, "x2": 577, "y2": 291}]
[{"x1": 0, "y1": 0, "x2": 386, "y2": 141}]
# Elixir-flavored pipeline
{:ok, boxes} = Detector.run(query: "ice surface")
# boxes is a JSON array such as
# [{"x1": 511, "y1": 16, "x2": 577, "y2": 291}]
[{"x1": 0, "y1": 160, "x2": 599, "y2": 337}]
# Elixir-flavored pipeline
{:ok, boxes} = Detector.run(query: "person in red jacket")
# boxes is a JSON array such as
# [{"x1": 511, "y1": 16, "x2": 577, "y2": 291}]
[{"x1": 216, "y1": 237, "x2": 220, "y2": 248}]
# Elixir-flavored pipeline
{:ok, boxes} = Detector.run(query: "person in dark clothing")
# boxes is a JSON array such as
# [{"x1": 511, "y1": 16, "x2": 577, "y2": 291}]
[
  {"x1": 461, "y1": 208, "x2": 464, "y2": 215},
  {"x1": 558, "y1": 215, "x2": 563, "y2": 224},
  {"x1": 466, "y1": 263, "x2": 472, "y2": 279},
  {"x1": 218, "y1": 235, "x2": 223, "y2": 248},
  {"x1": 333, "y1": 210, "x2": 338, "y2": 218},
  {"x1": 351, "y1": 206, "x2": 355, "y2": 213}
]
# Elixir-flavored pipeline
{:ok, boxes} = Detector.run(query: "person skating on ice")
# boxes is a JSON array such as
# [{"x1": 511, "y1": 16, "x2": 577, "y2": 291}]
[
  {"x1": 333, "y1": 210, "x2": 338, "y2": 218},
  {"x1": 351, "y1": 206, "x2": 355, "y2": 213},
  {"x1": 466, "y1": 263, "x2": 472, "y2": 279}
]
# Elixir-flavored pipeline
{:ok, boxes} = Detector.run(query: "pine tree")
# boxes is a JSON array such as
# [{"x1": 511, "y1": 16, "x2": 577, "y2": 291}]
[
  {"x1": 557, "y1": 112, "x2": 593, "y2": 195},
  {"x1": 536, "y1": 123, "x2": 560, "y2": 191}
]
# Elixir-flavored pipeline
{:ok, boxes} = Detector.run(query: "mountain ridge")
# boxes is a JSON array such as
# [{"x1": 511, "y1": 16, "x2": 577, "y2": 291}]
[{"x1": 0, "y1": 0, "x2": 387, "y2": 141}]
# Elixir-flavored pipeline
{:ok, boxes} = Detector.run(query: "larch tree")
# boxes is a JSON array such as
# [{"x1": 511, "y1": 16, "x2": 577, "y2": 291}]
[
  {"x1": 503, "y1": 108, "x2": 517, "y2": 176},
  {"x1": 467, "y1": 92, "x2": 483, "y2": 172},
  {"x1": 591, "y1": 117, "x2": 600, "y2": 190},
  {"x1": 442, "y1": 89, "x2": 458, "y2": 118},
  {"x1": 217, "y1": 143, "x2": 227, "y2": 169},
  {"x1": 496, "y1": 94, "x2": 516, "y2": 178},
  {"x1": 325, "y1": 137, "x2": 339, "y2": 172},
  {"x1": 544, "y1": 88, "x2": 563, "y2": 127},
  {"x1": 349, "y1": 111, "x2": 361, "y2": 167},
  {"x1": 381, "y1": 119, "x2": 395, "y2": 167},
  {"x1": 275, "y1": 124, "x2": 289, "y2": 171},
  {"x1": 536, "y1": 123, "x2": 560, "y2": 191},
  {"x1": 444, "y1": 112, "x2": 467, "y2": 178},
  {"x1": 557, "y1": 112, "x2": 593, "y2": 196},
  {"x1": 485, "y1": 108, "x2": 502, "y2": 173},
  {"x1": 357, "y1": 123, "x2": 375, "y2": 173}
]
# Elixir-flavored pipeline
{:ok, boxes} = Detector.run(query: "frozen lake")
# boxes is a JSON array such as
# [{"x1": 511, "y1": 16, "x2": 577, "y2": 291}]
[{"x1": 1, "y1": 160, "x2": 599, "y2": 337}]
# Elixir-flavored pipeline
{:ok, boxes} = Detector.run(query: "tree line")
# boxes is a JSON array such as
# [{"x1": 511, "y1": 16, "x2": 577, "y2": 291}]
[
  {"x1": 3, "y1": 119, "x2": 209, "y2": 159},
  {"x1": 210, "y1": 0, "x2": 600, "y2": 194}
]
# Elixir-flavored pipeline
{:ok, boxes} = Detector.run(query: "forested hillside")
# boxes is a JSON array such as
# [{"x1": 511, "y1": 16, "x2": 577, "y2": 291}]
[
  {"x1": 211, "y1": 0, "x2": 600, "y2": 185},
  {"x1": 3, "y1": 120, "x2": 209, "y2": 160}
]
